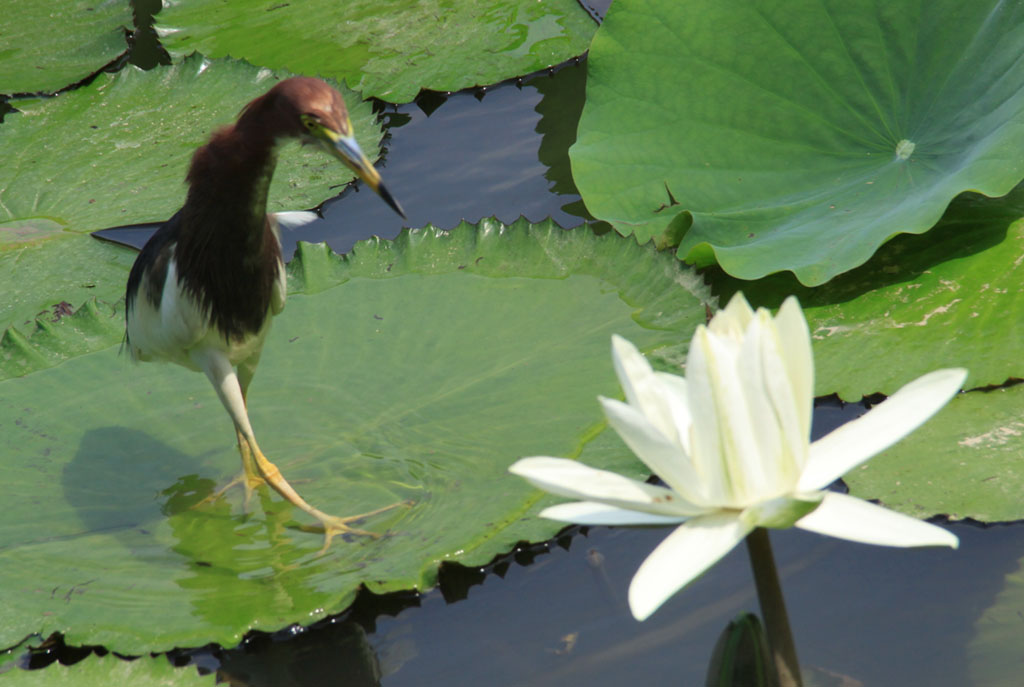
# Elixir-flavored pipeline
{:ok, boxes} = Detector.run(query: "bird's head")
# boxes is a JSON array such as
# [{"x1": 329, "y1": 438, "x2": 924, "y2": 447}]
[{"x1": 251, "y1": 77, "x2": 406, "y2": 219}]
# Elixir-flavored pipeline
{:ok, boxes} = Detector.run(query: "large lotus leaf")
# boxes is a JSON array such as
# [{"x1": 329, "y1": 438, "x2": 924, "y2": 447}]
[
  {"x1": 969, "y1": 553, "x2": 1024, "y2": 687},
  {"x1": 0, "y1": 220, "x2": 710, "y2": 652},
  {"x1": 0, "y1": 0, "x2": 130, "y2": 95},
  {"x1": 845, "y1": 384, "x2": 1024, "y2": 522},
  {"x1": 0, "y1": 231, "x2": 135, "y2": 336},
  {"x1": 570, "y1": 0, "x2": 1024, "y2": 285},
  {"x1": 3, "y1": 654, "x2": 214, "y2": 686},
  {"x1": 0, "y1": 54, "x2": 381, "y2": 234},
  {"x1": 156, "y1": 0, "x2": 597, "y2": 103},
  {"x1": 711, "y1": 184, "x2": 1024, "y2": 401}
]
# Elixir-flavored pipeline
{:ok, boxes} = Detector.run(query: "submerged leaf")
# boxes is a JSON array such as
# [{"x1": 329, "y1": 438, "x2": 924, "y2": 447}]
[{"x1": 969, "y1": 551, "x2": 1024, "y2": 687}]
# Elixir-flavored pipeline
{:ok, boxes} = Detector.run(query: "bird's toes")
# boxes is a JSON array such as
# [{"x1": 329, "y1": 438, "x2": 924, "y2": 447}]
[{"x1": 314, "y1": 520, "x2": 381, "y2": 555}]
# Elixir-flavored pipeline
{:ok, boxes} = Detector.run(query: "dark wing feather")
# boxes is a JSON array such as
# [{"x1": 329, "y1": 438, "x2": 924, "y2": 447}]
[{"x1": 125, "y1": 211, "x2": 183, "y2": 346}]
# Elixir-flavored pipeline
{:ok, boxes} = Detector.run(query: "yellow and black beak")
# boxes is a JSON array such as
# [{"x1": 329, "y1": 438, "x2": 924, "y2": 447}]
[{"x1": 324, "y1": 130, "x2": 406, "y2": 219}]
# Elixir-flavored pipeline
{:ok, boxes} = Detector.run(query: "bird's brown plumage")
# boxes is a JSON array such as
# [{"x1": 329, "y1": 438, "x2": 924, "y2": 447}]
[{"x1": 176, "y1": 78, "x2": 351, "y2": 341}]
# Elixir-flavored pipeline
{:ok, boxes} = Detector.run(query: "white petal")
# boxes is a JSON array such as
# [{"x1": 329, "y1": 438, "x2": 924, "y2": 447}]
[
  {"x1": 653, "y1": 372, "x2": 693, "y2": 454},
  {"x1": 697, "y1": 326, "x2": 767, "y2": 504},
  {"x1": 735, "y1": 312, "x2": 790, "y2": 496},
  {"x1": 610, "y1": 335, "x2": 680, "y2": 443},
  {"x1": 508, "y1": 457, "x2": 704, "y2": 516},
  {"x1": 709, "y1": 292, "x2": 755, "y2": 339},
  {"x1": 684, "y1": 328, "x2": 733, "y2": 504},
  {"x1": 628, "y1": 513, "x2": 753, "y2": 621},
  {"x1": 599, "y1": 397, "x2": 706, "y2": 505},
  {"x1": 795, "y1": 492, "x2": 958, "y2": 548},
  {"x1": 798, "y1": 368, "x2": 968, "y2": 491},
  {"x1": 539, "y1": 501, "x2": 690, "y2": 526},
  {"x1": 774, "y1": 296, "x2": 813, "y2": 444},
  {"x1": 684, "y1": 328, "x2": 724, "y2": 498},
  {"x1": 611, "y1": 334, "x2": 652, "y2": 409},
  {"x1": 759, "y1": 303, "x2": 811, "y2": 478}
]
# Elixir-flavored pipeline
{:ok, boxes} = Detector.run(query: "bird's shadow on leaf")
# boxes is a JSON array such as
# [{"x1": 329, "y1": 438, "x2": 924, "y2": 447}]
[
  {"x1": 61, "y1": 426, "x2": 220, "y2": 535},
  {"x1": 61, "y1": 426, "x2": 308, "y2": 548}
]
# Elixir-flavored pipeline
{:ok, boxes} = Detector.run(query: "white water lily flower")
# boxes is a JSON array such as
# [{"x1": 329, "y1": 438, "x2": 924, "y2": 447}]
[{"x1": 510, "y1": 293, "x2": 966, "y2": 621}]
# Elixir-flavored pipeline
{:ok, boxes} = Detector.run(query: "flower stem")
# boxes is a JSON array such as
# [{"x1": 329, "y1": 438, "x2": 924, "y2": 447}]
[{"x1": 745, "y1": 527, "x2": 802, "y2": 687}]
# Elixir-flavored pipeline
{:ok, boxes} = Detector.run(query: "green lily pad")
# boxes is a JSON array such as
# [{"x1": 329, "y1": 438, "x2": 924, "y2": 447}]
[
  {"x1": 0, "y1": 218, "x2": 65, "y2": 247},
  {"x1": 0, "y1": 0, "x2": 131, "y2": 95},
  {"x1": 156, "y1": 0, "x2": 597, "y2": 103},
  {"x1": 711, "y1": 184, "x2": 1024, "y2": 401},
  {"x1": 0, "y1": 54, "x2": 382, "y2": 234},
  {"x1": 845, "y1": 384, "x2": 1024, "y2": 522},
  {"x1": 0, "y1": 220, "x2": 710, "y2": 652},
  {"x1": 0, "y1": 233, "x2": 136, "y2": 336},
  {"x1": 3, "y1": 654, "x2": 214, "y2": 686},
  {"x1": 570, "y1": 0, "x2": 1024, "y2": 285},
  {"x1": 0, "y1": 295, "x2": 122, "y2": 383},
  {"x1": 0, "y1": 636, "x2": 29, "y2": 672}
]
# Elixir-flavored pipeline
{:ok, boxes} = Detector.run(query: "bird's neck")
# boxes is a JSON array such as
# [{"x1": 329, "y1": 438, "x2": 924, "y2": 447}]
[
  {"x1": 174, "y1": 124, "x2": 286, "y2": 341},
  {"x1": 183, "y1": 124, "x2": 280, "y2": 247}
]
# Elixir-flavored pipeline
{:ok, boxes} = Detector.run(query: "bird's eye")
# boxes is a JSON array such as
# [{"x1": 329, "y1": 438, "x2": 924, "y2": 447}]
[{"x1": 301, "y1": 115, "x2": 319, "y2": 131}]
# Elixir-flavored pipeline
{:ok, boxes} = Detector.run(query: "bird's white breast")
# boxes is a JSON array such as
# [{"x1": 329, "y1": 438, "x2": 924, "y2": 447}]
[{"x1": 126, "y1": 253, "x2": 276, "y2": 371}]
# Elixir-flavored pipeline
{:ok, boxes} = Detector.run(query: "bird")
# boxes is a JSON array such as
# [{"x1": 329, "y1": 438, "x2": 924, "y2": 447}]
[{"x1": 124, "y1": 77, "x2": 406, "y2": 552}]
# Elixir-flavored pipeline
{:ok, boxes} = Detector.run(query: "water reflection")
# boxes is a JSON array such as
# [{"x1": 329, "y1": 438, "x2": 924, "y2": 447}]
[{"x1": 218, "y1": 620, "x2": 382, "y2": 687}]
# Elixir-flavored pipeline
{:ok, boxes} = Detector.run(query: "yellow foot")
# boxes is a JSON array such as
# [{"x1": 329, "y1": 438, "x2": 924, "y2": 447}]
[
  {"x1": 193, "y1": 471, "x2": 268, "y2": 510},
  {"x1": 301, "y1": 500, "x2": 414, "y2": 554}
]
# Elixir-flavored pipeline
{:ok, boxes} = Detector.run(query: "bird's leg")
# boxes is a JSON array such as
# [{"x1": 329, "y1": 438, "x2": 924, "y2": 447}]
[
  {"x1": 196, "y1": 353, "x2": 276, "y2": 508},
  {"x1": 194, "y1": 349, "x2": 405, "y2": 552},
  {"x1": 234, "y1": 427, "x2": 266, "y2": 508},
  {"x1": 194, "y1": 358, "x2": 265, "y2": 508},
  {"x1": 234, "y1": 355, "x2": 268, "y2": 507},
  {"x1": 193, "y1": 429, "x2": 263, "y2": 508},
  {"x1": 194, "y1": 424, "x2": 265, "y2": 509}
]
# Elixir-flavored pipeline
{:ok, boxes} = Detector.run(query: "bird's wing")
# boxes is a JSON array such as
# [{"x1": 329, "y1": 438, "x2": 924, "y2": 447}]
[
  {"x1": 126, "y1": 211, "x2": 182, "y2": 317},
  {"x1": 126, "y1": 212, "x2": 211, "y2": 365}
]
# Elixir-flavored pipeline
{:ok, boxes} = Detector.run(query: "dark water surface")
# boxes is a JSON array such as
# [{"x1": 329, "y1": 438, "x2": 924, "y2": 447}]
[
  {"x1": 77, "y1": 5, "x2": 1024, "y2": 685},
  {"x1": 223, "y1": 520, "x2": 1019, "y2": 687}
]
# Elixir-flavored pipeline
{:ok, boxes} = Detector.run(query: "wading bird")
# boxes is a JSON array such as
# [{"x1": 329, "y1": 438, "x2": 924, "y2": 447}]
[{"x1": 125, "y1": 77, "x2": 405, "y2": 551}]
